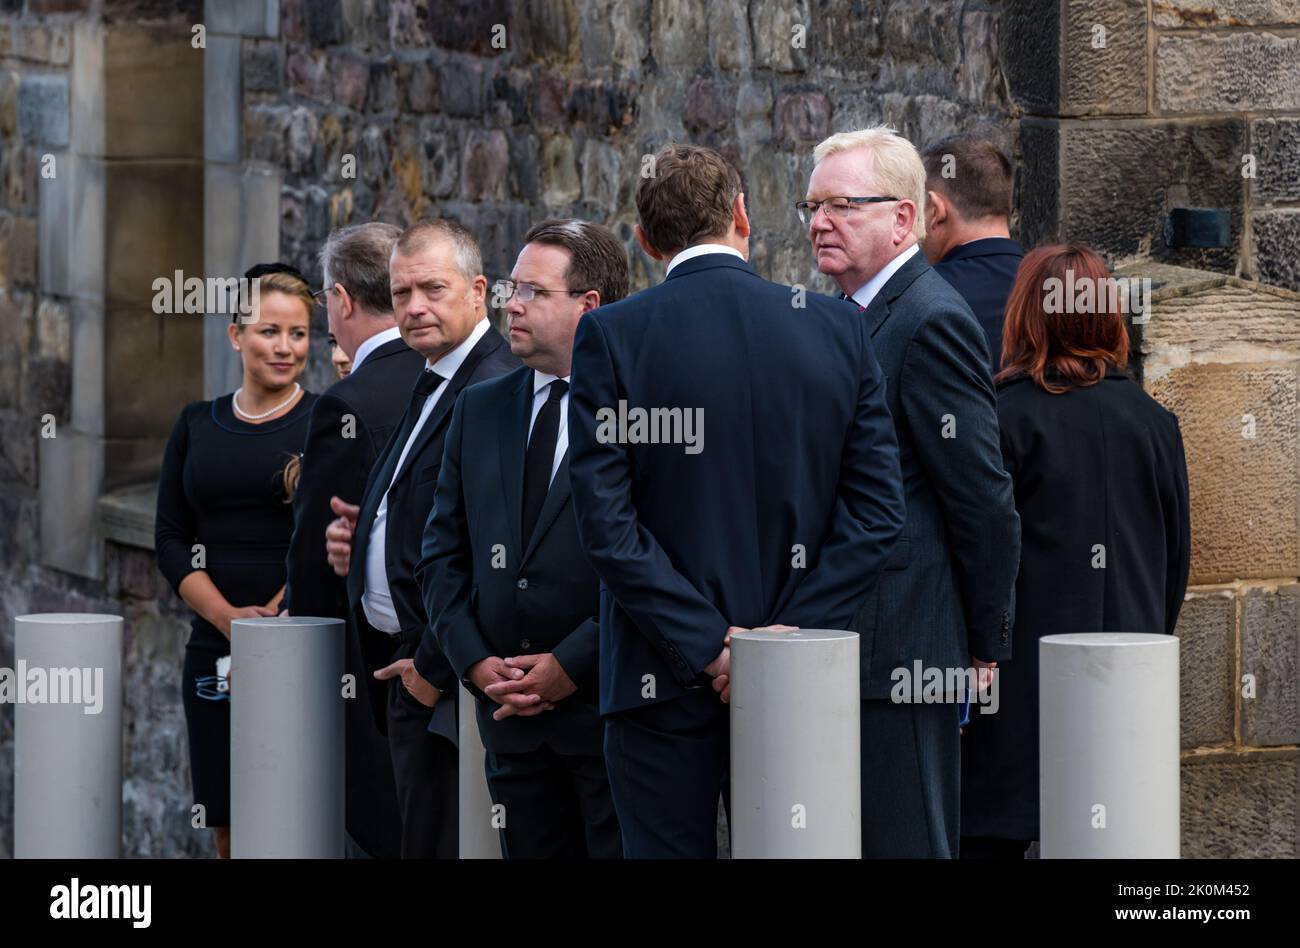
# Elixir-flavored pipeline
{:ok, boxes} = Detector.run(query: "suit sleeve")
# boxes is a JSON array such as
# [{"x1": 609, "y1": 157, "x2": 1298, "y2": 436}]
[
  {"x1": 551, "y1": 617, "x2": 599, "y2": 695},
  {"x1": 776, "y1": 322, "x2": 905, "y2": 630},
  {"x1": 899, "y1": 306, "x2": 1021, "y2": 662},
  {"x1": 155, "y1": 406, "x2": 200, "y2": 596},
  {"x1": 1163, "y1": 420, "x2": 1191, "y2": 635},
  {"x1": 568, "y1": 313, "x2": 731, "y2": 686},
  {"x1": 414, "y1": 392, "x2": 493, "y2": 691},
  {"x1": 285, "y1": 391, "x2": 358, "y2": 618}
]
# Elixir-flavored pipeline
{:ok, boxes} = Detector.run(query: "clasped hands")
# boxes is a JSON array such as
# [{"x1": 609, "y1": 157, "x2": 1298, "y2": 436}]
[
  {"x1": 468, "y1": 654, "x2": 576, "y2": 720},
  {"x1": 704, "y1": 624, "x2": 799, "y2": 703}
]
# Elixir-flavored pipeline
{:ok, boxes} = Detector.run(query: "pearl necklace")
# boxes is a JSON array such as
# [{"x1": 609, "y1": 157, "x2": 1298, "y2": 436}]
[{"x1": 233, "y1": 383, "x2": 301, "y2": 421}]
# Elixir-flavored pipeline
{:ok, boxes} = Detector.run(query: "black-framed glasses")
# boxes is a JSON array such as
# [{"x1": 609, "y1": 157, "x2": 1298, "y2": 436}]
[
  {"x1": 493, "y1": 280, "x2": 591, "y2": 303},
  {"x1": 795, "y1": 196, "x2": 900, "y2": 226},
  {"x1": 312, "y1": 285, "x2": 332, "y2": 304}
]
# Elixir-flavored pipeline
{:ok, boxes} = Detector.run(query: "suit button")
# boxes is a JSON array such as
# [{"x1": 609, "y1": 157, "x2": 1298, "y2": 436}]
[
  {"x1": 521, "y1": 639, "x2": 532, "y2": 650},
  {"x1": 516, "y1": 578, "x2": 528, "y2": 590}
]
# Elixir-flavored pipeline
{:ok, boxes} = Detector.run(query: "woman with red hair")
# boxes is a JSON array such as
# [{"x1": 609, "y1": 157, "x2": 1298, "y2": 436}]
[{"x1": 960, "y1": 243, "x2": 1190, "y2": 859}]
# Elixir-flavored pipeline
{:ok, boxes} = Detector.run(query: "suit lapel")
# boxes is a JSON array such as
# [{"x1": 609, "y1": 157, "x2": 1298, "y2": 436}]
[
  {"x1": 350, "y1": 433, "x2": 402, "y2": 605},
  {"x1": 498, "y1": 369, "x2": 532, "y2": 564},
  {"x1": 392, "y1": 328, "x2": 499, "y2": 487},
  {"x1": 520, "y1": 451, "x2": 570, "y2": 567},
  {"x1": 864, "y1": 249, "x2": 930, "y2": 338}
]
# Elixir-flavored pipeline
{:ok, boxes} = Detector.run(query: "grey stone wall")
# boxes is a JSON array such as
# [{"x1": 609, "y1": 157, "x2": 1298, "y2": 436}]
[
  {"x1": 251, "y1": 0, "x2": 1012, "y2": 393},
  {"x1": 1006, "y1": 0, "x2": 1300, "y2": 290}
]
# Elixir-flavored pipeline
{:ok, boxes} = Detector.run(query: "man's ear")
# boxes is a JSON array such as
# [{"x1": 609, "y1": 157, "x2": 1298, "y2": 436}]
[
  {"x1": 732, "y1": 192, "x2": 751, "y2": 238},
  {"x1": 895, "y1": 198, "x2": 919, "y2": 245},
  {"x1": 926, "y1": 190, "x2": 942, "y2": 225},
  {"x1": 335, "y1": 283, "x2": 355, "y2": 320},
  {"x1": 469, "y1": 274, "x2": 489, "y2": 307},
  {"x1": 634, "y1": 224, "x2": 665, "y2": 262}
]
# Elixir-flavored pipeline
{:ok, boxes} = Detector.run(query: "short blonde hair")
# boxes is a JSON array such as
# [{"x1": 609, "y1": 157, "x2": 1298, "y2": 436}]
[{"x1": 813, "y1": 126, "x2": 927, "y2": 241}]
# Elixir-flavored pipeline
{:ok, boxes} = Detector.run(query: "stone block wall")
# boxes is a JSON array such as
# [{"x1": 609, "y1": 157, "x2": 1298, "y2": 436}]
[
  {"x1": 247, "y1": 0, "x2": 1013, "y2": 394},
  {"x1": 1005, "y1": 0, "x2": 1300, "y2": 290},
  {"x1": 1120, "y1": 261, "x2": 1300, "y2": 857}
]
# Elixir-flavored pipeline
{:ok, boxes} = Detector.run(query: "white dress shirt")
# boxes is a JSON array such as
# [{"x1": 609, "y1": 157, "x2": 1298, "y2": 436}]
[
  {"x1": 528, "y1": 370, "x2": 570, "y2": 486},
  {"x1": 665, "y1": 242, "x2": 744, "y2": 276},
  {"x1": 850, "y1": 243, "x2": 920, "y2": 311},
  {"x1": 349, "y1": 325, "x2": 403, "y2": 374},
  {"x1": 362, "y1": 317, "x2": 491, "y2": 634}
]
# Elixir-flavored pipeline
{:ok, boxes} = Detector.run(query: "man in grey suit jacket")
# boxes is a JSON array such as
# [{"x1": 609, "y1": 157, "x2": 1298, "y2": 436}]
[{"x1": 803, "y1": 126, "x2": 1021, "y2": 858}]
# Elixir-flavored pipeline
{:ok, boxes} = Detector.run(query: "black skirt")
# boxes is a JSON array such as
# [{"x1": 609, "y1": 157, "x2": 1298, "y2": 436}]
[{"x1": 181, "y1": 632, "x2": 232, "y2": 828}]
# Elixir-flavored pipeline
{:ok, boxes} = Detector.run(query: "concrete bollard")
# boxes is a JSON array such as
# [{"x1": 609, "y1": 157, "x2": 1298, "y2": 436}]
[
  {"x1": 458, "y1": 686, "x2": 502, "y2": 859},
  {"x1": 729, "y1": 628, "x2": 860, "y2": 858},
  {"x1": 1040, "y1": 632, "x2": 1180, "y2": 858},
  {"x1": 13, "y1": 613, "x2": 124, "y2": 858},
  {"x1": 230, "y1": 616, "x2": 344, "y2": 858}
]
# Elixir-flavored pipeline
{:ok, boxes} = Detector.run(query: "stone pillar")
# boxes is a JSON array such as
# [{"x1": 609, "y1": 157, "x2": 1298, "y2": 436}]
[
  {"x1": 13, "y1": 613, "x2": 123, "y2": 858},
  {"x1": 230, "y1": 616, "x2": 344, "y2": 858},
  {"x1": 37, "y1": 18, "x2": 205, "y2": 581},
  {"x1": 458, "y1": 686, "x2": 502, "y2": 859},
  {"x1": 1040, "y1": 633, "x2": 1180, "y2": 858},
  {"x1": 729, "y1": 628, "x2": 860, "y2": 858}
]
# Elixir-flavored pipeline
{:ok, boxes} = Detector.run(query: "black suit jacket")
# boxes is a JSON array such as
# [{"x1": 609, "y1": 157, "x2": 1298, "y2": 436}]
[
  {"x1": 568, "y1": 252, "x2": 906, "y2": 716},
  {"x1": 282, "y1": 333, "x2": 423, "y2": 860},
  {"x1": 962, "y1": 368, "x2": 1190, "y2": 840},
  {"x1": 931, "y1": 237, "x2": 1024, "y2": 374},
  {"x1": 415, "y1": 366, "x2": 602, "y2": 756},
  {"x1": 347, "y1": 323, "x2": 520, "y2": 739},
  {"x1": 850, "y1": 247, "x2": 1021, "y2": 699},
  {"x1": 284, "y1": 336, "x2": 425, "y2": 618}
]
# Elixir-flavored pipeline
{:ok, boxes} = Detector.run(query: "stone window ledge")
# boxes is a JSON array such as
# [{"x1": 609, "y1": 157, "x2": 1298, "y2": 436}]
[{"x1": 97, "y1": 482, "x2": 157, "y2": 551}]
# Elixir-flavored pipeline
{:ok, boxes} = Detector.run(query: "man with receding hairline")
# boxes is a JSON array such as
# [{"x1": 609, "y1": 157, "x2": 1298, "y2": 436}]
[
  {"x1": 805, "y1": 126, "x2": 1020, "y2": 858},
  {"x1": 284, "y1": 221, "x2": 417, "y2": 859},
  {"x1": 324, "y1": 218, "x2": 519, "y2": 858},
  {"x1": 415, "y1": 218, "x2": 628, "y2": 858}
]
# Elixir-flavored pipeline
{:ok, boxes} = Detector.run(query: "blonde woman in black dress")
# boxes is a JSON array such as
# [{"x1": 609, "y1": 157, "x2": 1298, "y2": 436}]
[{"x1": 155, "y1": 264, "x2": 318, "y2": 858}]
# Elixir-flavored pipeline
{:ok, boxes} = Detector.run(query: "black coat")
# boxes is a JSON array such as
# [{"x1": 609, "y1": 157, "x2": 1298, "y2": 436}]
[
  {"x1": 569, "y1": 252, "x2": 905, "y2": 716},
  {"x1": 285, "y1": 336, "x2": 425, "y2": 618},
  {"x1": 960, "y1": 367, "x2": 1191, "y2": 841},
  {"x1": 851, "y1": 248, "x2": 1021, "y2": 697},
  {"x1": 415, "y1": 366, "x2": 601, "y2": 756},
  {"x1": 347, "y1": 324, "x2": 520, "y2": 740},
  {"x1": 931, "y1": 237, "x2": 1024, "y2": 374},
  {"x1": 283, "y1": 334, "x2": 423, "y2": 860}
]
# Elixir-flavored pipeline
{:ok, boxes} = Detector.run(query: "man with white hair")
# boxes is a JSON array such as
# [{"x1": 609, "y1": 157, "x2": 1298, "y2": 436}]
[{"x1": 803, "y1": 126, "x2": 1021, "y2": 858}]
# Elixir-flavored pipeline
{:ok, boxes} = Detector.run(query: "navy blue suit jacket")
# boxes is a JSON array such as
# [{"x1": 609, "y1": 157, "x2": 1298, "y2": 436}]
[
  {"x1": 850, "y1": 247, "x2": 1020, "y2": 699},
  {"x1": 347, "y1": 325, "x2": 520, "y2": 741},
  {"x1": 416, "y1": 366, "x2": 602, "y2": 756},
  {"x1": 568, "y1": 252, "x2": 906, "y2": 716},
  {"x1": 931, "y1": 237, "x2": 1024, "y2": 374}
]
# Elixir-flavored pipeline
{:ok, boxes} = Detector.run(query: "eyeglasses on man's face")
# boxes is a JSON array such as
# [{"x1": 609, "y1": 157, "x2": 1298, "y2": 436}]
[
  {"x1": 493, "y1": 280, "x2": 590, "y2": 303},
  {"x1": 795, "y1": 196, "x2": 900, "y2": 226}
]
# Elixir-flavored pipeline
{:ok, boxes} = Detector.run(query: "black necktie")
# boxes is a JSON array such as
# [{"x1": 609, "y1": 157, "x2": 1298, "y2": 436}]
[
  {"x1": 521, "y1": 379, "x2": 568, "y2": 549},
  {"x1": 348, "y1": 368, "x2": 443, "y2": 606},
  {"x1": 394, "y1": 368, "x2": 443, "y2": 449}
]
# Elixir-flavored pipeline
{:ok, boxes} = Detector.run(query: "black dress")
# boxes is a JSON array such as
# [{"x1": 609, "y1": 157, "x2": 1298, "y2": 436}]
[
  {"x1": 959, "y1": 367, "x2": 1190, "y2": 845},
  {"x1": 155, "y1": 391, "x2": 317, "y2": 827}
]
